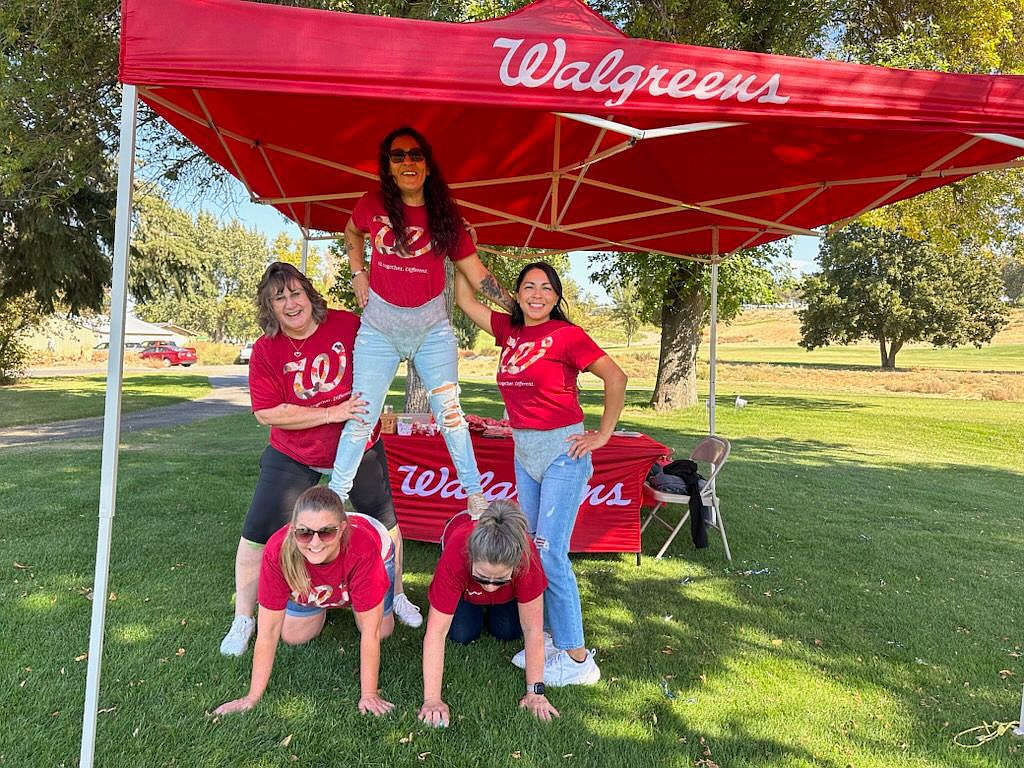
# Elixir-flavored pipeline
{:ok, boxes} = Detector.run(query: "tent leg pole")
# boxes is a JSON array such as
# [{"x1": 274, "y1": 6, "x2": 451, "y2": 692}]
[
  {"x1": 708, "y1": 259, "x2": 719, "y2": 437},
  {"x1": 300, "y1": 236, "x2": 309, "y2": 273},
  {"x1": 79, "y1": 83, "x2": 137, "y2": 768}
]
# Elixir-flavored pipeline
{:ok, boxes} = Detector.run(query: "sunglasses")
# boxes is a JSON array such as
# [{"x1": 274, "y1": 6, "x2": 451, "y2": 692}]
[
  {"x1": 293, "y1": 525, "x2": 340, "y2": 544},
  {"x1": 389, "y1": 148, "x2": 425, "y2": 163},
  {"x1": 471, "y1": 571, "x2": 513, "y2": 587}
]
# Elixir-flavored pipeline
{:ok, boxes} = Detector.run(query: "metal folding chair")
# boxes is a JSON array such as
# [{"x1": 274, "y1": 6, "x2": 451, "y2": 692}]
[{"x1": 641, "y1": 436, "x2": 732, "y2": 561}]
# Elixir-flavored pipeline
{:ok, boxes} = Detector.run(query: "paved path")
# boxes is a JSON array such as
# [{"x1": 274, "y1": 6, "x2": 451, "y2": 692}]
[{"x1": 0, "y1": 373, "x2": 250, "y2": 449}]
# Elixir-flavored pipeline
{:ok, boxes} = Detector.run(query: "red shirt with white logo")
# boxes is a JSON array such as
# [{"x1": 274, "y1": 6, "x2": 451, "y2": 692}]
[
  {"x1": 249, "y1": 308, "x2": 377, "y2": 468},
  {"x1": 427, "y1": 512, "x2": 547, "y2": 613},
  {"x1": 351, "y1": 190, "x2": 475, "y2": 308},
  {"x1": 489, "y1": 312, "x2": 606, "y2": 431},
  {"x1": 258, "y1": 515, "x2": 390, "y2": 613}
]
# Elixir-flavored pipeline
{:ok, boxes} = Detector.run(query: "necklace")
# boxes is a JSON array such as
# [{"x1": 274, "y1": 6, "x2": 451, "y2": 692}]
[{"x1": 285, "y1": 328, "x2": 314, "y2": 358}]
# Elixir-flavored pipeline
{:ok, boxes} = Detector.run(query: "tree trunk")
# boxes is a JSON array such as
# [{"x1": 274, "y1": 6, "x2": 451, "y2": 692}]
[
  {"x1": 403, "y1": 260, "x2": 456, "y2": 411},
  {"x1": 879, "y1": 336, "x2": 901, "y2": 369},
  {"x1": 651, "y1": 261, "x2": 705, "y2": 410}
]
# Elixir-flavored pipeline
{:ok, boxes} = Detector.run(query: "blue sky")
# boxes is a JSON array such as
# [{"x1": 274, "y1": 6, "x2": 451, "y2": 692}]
[{"x1": 227, "y1": 192, "x2": 821, "y2": 305}]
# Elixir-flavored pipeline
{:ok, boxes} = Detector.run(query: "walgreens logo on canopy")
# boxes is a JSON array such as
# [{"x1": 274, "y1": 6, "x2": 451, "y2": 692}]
[{"x1": 493, "y1": 37, "x2": 790, "y2": 108}]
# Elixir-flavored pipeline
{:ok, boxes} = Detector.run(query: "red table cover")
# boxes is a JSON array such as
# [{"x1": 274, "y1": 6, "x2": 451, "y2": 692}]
[{"x1": 381, "y1": 431, "x2": 669, "y2": 553}]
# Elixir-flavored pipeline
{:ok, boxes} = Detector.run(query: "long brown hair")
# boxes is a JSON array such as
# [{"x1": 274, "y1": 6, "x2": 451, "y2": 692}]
[
  {"x1": 280, "y1": 486, "x2": 351, "y2": 597},
  {"x1": 510, "y1": 261, "x2": 572, "y2": 328},
  {"x1": 377, "y1": 126, "x2": 463, "y2": 259},
  {"x1": 466, "y1": 500, "x2": 532, "y2": 573},
  {"x1": 255, "y1": 261, "x2": 328, "y2": 336}
]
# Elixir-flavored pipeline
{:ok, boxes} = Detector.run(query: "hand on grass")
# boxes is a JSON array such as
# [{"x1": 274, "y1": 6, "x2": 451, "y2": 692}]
[
  {"x1": 213, "y1": 696, "x2": 257, "y2": 716},
  {"x1": 519, "y1": 693, "x2": 559, "y2": 721},
  {"x1": 418, "y1": 698, "x2": 451, "y2": 728},
  {"x1": 358, "y1": 692, "x2": 395, "y2": 716}
]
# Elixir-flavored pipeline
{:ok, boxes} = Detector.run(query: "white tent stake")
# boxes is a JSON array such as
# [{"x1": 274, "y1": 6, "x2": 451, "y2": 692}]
[{"x1": 79, "y1": 83, "x2": 137, "y2": 768}]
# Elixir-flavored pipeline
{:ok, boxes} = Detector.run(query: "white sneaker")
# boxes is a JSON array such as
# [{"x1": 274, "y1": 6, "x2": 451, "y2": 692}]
[
  {"x1": 511, "y1": 632, "x2": 557, "y2": 669},
  {"x1": 392, "y1": 592, "x2": 423, "y2": 628},
  {"x1": 219, "y1": 615, "x2": 255, "y2": 657},
  {"x1": 543, "y1": 649, "x2": 601, "y2": 687}
]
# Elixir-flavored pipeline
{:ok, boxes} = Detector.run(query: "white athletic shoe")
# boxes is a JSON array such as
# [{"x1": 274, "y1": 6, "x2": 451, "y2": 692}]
[
  {"x1": 219, "y1": 615, "x2": 255, "y2": 657},
  {"x1": 511, "y1": 632, "x2": 558, "y2": 669},
  {"x1": 392, "y1": 592, "x2": 423, "y2": 628},
  {"x1": 543, "y1": 649, "x2": 601, "y2": 687}
]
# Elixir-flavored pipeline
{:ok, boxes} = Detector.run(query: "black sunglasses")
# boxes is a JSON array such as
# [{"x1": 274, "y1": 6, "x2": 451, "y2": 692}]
[
  {"x1": 293, "y1": 525, "x2": 340, "y2": 544},
  {"x1": 472, "y1": 571, "x2": 513, "y2": 587},
  {"x1": 389, "y1": 148, "x2": 425, "y2": 163}
]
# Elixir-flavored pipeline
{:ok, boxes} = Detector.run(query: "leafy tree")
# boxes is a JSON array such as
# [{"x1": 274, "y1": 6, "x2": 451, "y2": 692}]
[
  {"x1": 135, "y1": 199, "x2": 270, "y2": 342},
  {"x1": 609, "y1": 278, "x2": 644, "y2": 347},
  {"x1": 0, "y1": 295, "x2": 45, "y2": 384},
  {"x1": 1004, "y1": 253, "x2": 1024, "y2": 304},
  {"x1": 798, "y1": 223, "x2": 1008, "y2": 369}
]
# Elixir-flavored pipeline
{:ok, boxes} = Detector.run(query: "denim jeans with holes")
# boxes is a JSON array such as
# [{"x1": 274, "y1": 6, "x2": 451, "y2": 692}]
[
  {"x1": 328, "y1": 320, "x2": 482, "y2": 501},
  {"x1": 514, "y1": 451, "x2": 593, "y2": 651}
]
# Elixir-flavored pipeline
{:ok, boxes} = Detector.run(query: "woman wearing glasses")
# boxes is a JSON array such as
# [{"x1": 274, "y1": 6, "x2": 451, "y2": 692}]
[
  {"x1": 328, "y1": 126, "x2": 511, "y2": 519},
  {"x1": 418, "y1": 501, "x2": 558, "y2": 726},
  {"x1": 215, "y1": 486, "x2": 397, "y2": 717},
  {"x1": 455, "y1": 261, "x2": 627, "y2": 687},
  {"x1": 220, "y1": 262, "x2": 422, "y2": 660}
]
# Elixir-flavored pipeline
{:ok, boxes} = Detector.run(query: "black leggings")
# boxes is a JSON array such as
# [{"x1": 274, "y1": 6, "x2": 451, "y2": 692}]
[
  {"x1": 447, "y1": 598, "x2": 523, "y2": 645},
  {"x1": 240, "y1": 439, "x2": 397, "y2": 544}
]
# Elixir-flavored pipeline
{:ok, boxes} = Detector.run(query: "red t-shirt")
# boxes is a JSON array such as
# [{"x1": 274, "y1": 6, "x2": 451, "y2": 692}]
[
  {"x1": 351, "y1": 190, "x2": 475, "y2": 308},
  {"x1": 258, "y1": 514, "x2": 391, "y2": 613},
  {"x1": 249, "y1": 309, "x2": 377, "y2": 468},
  {"x1": 427, "y1": 512, "x2": 547, "y2": 614},
  {"x1": 489, "y1": 313, "x2": 606, "y2": 431}
]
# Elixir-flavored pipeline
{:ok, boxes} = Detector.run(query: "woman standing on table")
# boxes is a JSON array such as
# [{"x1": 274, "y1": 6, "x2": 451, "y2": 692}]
[
  {"x1": 419, "y1": 502, "x2": 558, "y2": 726},
  {"x1": 328, "y1": 126, "x2": 511, "y2": 518},
  {"x1": 455, "y1": 261, "x2": 627, "y2": 686},
  {"x1": 220, "y1": 262, "x2": 421, "y2": 659},
  {"x1": 215, "y1": 487, "x2": 396, "y2": 717}
]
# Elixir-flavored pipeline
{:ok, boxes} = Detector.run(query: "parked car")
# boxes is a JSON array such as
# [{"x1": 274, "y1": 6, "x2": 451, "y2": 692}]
[
  {"x1": 94, "y1": 341, "x2": 145, "y2": 351},
  {"x1": 238, "y1": 341, "x2": 254, "y2": 364},
  {"x1": 139, "y1": 343, "x2": 198, "y2": 367}
]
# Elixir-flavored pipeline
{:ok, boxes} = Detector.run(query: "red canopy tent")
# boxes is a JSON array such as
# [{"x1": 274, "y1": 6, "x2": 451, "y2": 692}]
[
  {"x1": 82, "y1": 1, "x2": 1024, "y2": 764},
  {"x1": 120, "y1": 0, "x2": 1024, "y2": 257}
]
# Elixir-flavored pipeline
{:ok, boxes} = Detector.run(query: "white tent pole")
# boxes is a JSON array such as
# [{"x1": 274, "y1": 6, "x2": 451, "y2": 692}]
[
  {"x1": 708, "y1": 228, "x2": 719, "y2": 436},
  {"x1": 79, "y1": 83, "x2": 137, "y2": 768},
  {"x1": 300, "y1": 236, "x2": 309, "y2": 273}
]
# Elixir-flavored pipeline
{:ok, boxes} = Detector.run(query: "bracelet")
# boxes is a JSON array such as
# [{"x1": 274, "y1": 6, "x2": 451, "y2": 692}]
[{"x1": 350, "y1": 268, "x2": 366, "y2": 281}]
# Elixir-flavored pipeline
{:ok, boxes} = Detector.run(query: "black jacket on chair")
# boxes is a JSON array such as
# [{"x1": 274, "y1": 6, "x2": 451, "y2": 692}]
[{"x1": 661, "y1": 459, "x2": 708, "y2": 549}]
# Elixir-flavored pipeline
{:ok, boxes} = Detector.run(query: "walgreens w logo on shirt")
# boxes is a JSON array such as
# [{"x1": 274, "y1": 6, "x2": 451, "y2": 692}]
[{"x1": 395, "y1": 464, "x2": 632, "y2": 507}]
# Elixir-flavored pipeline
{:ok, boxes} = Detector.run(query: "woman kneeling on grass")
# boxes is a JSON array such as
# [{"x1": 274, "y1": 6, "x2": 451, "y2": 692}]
[
  {"x1": 215, "y1": 487, "x2": 396, "y2": 717},
  {"x1": 419, "y1": 501, "x2": 558, "y2": 726}
]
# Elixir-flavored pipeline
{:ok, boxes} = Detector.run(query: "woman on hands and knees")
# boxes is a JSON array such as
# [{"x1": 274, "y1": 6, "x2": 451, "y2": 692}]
[
  {"x1": 455, "y1": 261, "x2": 627, "y2": 687},
  {"x1": 419, "y1": 502, "x2": 558, "y2": 726},
  {"x1": 215, "y1": 487, "x2": 396, "y2": 717}
]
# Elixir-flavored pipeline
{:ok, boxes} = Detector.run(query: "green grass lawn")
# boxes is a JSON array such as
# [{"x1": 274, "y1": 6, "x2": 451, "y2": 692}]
[
  {"x1": 3, "y1": 379, "x2": 1022, "y2": 767},
  {"x1": 710, "y1": 343, "x2": 1024, "y2": 372},
  {"x1": 0, "y1": 374, "x2": 212, "y2": 428}
]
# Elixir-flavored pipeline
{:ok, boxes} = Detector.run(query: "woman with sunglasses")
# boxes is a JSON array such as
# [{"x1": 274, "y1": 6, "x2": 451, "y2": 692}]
[
  {"x1": 327, "y1": 126, "x2": 512, "y2": 519},
  {"x1": 220, "y1": 262, "x2": 422, "y2": 660},
  {"x1": 215, "y1": 486, "x2": 397, "y2": 717},
  {"x1": 455, "y1": 261, "x2": 627, "y2": 687},
  {"x1": 419, "y1": 501, "x2": 557, "y2": 726}
]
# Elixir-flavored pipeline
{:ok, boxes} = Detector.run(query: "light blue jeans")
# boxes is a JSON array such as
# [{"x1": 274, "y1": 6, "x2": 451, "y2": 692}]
[
  {"x1": 514, "y1": 450, "x2": 593, "y2": 651},
  {"x1": 328, "y1": 320, "x2": 482, "y2": 501}
]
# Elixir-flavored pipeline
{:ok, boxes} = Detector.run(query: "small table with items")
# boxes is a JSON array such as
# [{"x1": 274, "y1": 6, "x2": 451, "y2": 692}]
[{"x1": 380, "y1": 427, "x2": 669, "y2": 554}]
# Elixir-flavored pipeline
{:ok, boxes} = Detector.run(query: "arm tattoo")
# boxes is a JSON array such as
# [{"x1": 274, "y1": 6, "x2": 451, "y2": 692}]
[{"x1": 479, "y1": 273, "x2": 514, "y2": 311}]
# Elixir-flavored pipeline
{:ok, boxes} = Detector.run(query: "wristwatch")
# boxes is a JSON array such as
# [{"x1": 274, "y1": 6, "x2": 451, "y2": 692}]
[{"x1": 526, "y1": 682, "x2": 545, "y2": 695}]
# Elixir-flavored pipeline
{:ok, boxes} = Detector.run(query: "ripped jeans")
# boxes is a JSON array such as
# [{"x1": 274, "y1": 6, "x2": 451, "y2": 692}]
[
  {"x1": 514, "y1": 450, "x2": 593, "y2": 651},
  {"x1": 328, "y1": 319, "x2": 482, "y2": 501}
]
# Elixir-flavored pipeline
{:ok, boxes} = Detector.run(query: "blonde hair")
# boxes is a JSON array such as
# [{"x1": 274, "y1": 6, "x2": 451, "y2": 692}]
[
  {"x1": 466, "y1": 500, "x2": 531, "y2": 572},
  {"x1": 280, "y1": 486, "x2": 350, "y2": 597}
]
